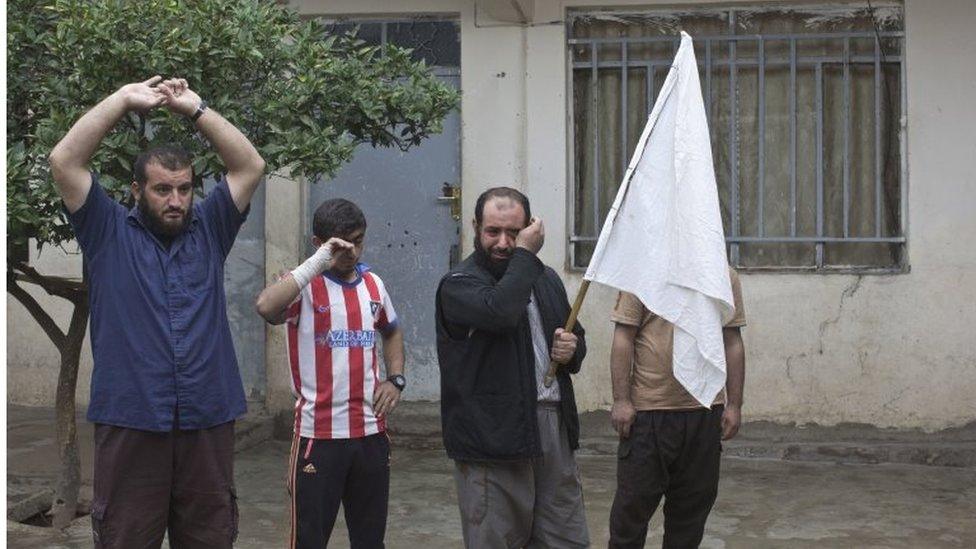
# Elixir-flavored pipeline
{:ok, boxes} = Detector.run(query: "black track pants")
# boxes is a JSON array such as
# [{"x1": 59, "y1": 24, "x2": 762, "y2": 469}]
[{"x1": 288, "y1": 433, "x2": 390, "y2": 549}]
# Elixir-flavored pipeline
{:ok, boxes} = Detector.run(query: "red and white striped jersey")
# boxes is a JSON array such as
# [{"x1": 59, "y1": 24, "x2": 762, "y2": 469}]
[{"x1": 285, "y1": 268, "x2": 399, "y2": 439}]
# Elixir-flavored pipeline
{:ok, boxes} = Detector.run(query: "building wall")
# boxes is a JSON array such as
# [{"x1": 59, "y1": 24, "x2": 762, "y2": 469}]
[
  {"x1": 9, "y1": 0, "x2": 974, "y2": 431},
  {"x1": 263, "y1": 174, "x2": 306, "y2": 415},
  {"x1": 286, "y1": 0, "x2": 976, "y2": 430}
]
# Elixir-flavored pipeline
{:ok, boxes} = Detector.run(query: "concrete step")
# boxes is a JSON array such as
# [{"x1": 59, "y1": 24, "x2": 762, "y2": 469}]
[
  {"x1": 577, "y1": 412, "x2": 976, "y2": 467},
  {"x1": 724, "y1": 440, "x2": 976, "y2": 467},
  {"x1": 385, "y1": 400, "x2": 443, "y2": 450},
  {"x1": 578, "y1": 435, "x2": 976, "y2": 467},
  {"x1": 383, "y1": 402, "x2": 976, "y2": 467}
]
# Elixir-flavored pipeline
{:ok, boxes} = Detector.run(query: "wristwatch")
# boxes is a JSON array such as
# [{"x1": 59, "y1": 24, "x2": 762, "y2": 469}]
[
  {"x1": 189, "y1": 100, "x2": 208, "y2": 122},
  {"x1": 387, "y1": 374, "x2": 406, "y2": 392}
]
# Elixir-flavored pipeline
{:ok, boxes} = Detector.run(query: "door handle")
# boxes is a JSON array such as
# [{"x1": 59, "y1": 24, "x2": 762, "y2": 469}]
[{"x1": 438, "y1": 182, "x2": 462, "y2": 220}]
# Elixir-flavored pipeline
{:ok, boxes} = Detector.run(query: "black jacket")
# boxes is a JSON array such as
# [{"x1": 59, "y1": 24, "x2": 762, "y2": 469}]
[{"x1": 436, "y1": 248, "x2": 586, "y2": 462}]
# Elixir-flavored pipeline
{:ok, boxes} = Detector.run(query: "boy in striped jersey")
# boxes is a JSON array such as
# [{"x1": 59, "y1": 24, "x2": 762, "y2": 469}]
[{"x1": 256, "y1": 198, "x2": 405, "y2": 549}]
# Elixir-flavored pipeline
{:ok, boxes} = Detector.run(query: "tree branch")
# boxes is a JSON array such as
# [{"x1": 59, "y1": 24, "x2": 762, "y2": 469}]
[
  {"x1": 7, "y1": 279, "x2": 67, "y2": 348},
  {"x1": 12, "y1": 262, "x2": 86, "y2": 304}
]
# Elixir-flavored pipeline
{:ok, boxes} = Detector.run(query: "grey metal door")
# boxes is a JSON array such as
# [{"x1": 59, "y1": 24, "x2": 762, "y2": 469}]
[
  {"x1": 308, "y1": 78, "x2": 459, "y2": 401},
  {"x1": 309, "y1": 20, "x2": 461, "y2": 401}
]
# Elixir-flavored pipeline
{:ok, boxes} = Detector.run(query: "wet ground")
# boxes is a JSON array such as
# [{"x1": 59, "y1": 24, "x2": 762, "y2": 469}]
[{"x1": 7, "y1": 406, "x2": 976, "y2": 548}]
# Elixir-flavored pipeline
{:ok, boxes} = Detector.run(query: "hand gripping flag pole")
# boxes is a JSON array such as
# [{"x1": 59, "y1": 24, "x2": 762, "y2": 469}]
[{"x1": 541, "y1": 35, "x2": 669, "y2": 388}]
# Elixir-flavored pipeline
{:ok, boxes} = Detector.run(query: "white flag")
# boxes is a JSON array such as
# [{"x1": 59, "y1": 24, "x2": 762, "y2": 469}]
[{"x1": 584, "y1": 32, "x2": 734, "y2": 407}]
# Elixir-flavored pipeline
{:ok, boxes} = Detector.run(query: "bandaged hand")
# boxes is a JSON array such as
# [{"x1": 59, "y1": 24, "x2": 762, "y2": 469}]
[{"x1": 290, "y1": 238, "x2": 353, "y2": 288}]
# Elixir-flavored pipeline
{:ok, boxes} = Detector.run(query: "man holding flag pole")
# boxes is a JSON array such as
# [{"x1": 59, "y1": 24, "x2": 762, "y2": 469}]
[
  {"x1": 436, "y1": 188, "x2": 589, "y2": 548},
  {"x1": 545, "y1": 31, "x2": 748, "y2": 548}
]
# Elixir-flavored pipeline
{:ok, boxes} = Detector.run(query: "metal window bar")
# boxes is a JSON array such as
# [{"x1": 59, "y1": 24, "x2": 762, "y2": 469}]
[
  {"x1": 570, "y1": 29, "x2": 906, "y2": 271},
  {"x1": 815, "y1": 62, "x2": 824, "y2": 268},
  {"x1": 874, "y1": 36, "x2": 883, "y2": 238},
  {"x1": 567, "y1": 31, "x2": 904, "y2": 44},
  {"x1": 648, "y1": 66, "x2": 656, "y2": 117},
  {"x1": 900, "y1": 37, "x2": 908, "y2": 253},
  {"x1": 790, "y1": 39, "x2": 797, "y2": 238},
  {"x1": 758, "y1": 38, "x2": 765, "y2": 238},
  {"x1": 621, "y1": 43, "x2": 628, "y2": 175},
  {"x1": 729, "y1": 11, "x2": 739, "y2": 265},
  {"x1": 591, "y1": 42, "x2": 599, "y2": 239},
  {"x1": 844, "y1": 38, "x2": 851, "y2": 239},
  {"x1": 572, "y1": 54, "x2": 903, "y2": 68}
]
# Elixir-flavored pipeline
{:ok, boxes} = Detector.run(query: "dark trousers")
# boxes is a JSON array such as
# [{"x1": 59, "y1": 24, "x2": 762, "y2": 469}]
[
  {"x1": 288, "y1": 433, "x2": 391, "y2": 549},
  {"x1": 608, "y1": 406, "x2": 724, "y2": 549},
  {"x1": 91, "y1": 421, "x2": 238, "y2": 549}
]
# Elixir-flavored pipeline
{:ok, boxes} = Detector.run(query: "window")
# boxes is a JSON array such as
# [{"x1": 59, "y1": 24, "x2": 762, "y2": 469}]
[
  {"x1": 569, "y1": 5, "x2": 905, "y2": 272},
  {"x1": 322, "y1": 19, "x2": 460, "y2": 69}
]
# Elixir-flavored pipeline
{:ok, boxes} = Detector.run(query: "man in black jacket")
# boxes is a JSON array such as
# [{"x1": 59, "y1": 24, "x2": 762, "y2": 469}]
[{"x1": 436, "y1": 187, "x2": 589, "y2": 548}]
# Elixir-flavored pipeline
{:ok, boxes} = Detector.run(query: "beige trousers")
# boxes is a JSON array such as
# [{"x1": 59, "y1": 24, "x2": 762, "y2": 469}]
[{"x1": 453, "y1": 403, "x2": 590, "y2": 549}]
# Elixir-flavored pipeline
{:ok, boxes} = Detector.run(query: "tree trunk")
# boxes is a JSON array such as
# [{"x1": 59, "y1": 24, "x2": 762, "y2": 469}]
[
  {"x1": 8, "y1": 263, "x2": 89, "y2": 530},
  {"x1": 50, "y1": 295, "x2": 88, "y2": 529}
]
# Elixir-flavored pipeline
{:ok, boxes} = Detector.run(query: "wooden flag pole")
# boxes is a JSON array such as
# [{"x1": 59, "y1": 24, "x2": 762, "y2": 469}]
[
  {"x1": 541, "y1": 35, "x2": 690, "y2": 389},
  {"x1": 543, "y1": 279, "x2": 592, "y2": 387}
]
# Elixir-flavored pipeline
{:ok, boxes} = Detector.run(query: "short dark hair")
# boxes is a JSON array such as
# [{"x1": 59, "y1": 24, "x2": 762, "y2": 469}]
[
  {"x1": 474, "y1": 187, "x2": 531, "y2": 226},
  {"x1": 133, "y1": 144, "x2": 193, "y2": 186},
  {"x1": 312, "y1": 198, "x2": 367, "y2": 241}
]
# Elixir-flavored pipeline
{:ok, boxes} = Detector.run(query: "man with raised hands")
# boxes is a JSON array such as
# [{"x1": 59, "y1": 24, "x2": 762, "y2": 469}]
[{"x1": 49, "y1": 76, "x2": 265, "y2": 548}]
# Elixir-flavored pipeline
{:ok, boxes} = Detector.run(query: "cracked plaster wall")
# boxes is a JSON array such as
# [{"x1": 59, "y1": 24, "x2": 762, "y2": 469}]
[{"x1": 715, "y1": 0, "x2": 976, "y2": 430}]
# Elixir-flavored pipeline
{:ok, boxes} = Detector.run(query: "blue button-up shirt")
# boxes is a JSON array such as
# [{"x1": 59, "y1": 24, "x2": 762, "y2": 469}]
[{"x1": 68, "y1": 174, "x2": 249, "y2": 431}]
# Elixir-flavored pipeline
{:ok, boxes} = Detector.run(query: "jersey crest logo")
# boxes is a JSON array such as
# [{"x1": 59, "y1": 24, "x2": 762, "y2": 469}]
[
  {"x1": 302, "y1": 463, "x2": 317, "y2": 474},
  {"x1": 370, "y1": 301, "x2": 382, "y2": 316}
]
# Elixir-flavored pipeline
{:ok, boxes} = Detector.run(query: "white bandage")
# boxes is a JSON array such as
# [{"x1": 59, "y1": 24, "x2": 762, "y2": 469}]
[{"x1": 290, "y1": 245, "x2": 333, "y2": 289}]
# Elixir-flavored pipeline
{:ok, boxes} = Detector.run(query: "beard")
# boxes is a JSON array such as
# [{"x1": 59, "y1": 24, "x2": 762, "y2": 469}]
[
  {"x1": 473, "y1": 236, "x2": 512, "y2": 280},
  {"x1": 138, "y1": 195, "x2": 193, "y2": 239}
]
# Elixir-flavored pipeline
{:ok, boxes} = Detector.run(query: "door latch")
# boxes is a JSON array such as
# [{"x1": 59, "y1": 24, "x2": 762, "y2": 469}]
[{"x1": 438, "y1": 182, "x2": 462, "y2": 221}]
